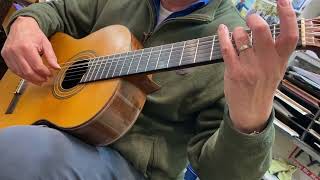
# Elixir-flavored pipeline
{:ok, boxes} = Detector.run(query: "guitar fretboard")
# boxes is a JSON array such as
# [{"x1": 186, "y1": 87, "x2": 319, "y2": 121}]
[{"x1": 76, "y1": 23, "x2": 301, "y2": 83}]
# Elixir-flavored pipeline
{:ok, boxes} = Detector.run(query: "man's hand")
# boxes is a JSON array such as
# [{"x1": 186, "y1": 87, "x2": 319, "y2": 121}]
[
  {"x1": 1, "y1": 16, "x2": 60, "y2": 85},
  {"x1": 218, "y1": 0, "x2": 298, "y2": 133}
]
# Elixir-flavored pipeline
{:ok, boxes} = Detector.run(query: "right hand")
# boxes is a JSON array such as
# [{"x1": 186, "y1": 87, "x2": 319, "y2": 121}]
[{"x1": 1, "y1": 16, "x2": 60, "y2": 85}]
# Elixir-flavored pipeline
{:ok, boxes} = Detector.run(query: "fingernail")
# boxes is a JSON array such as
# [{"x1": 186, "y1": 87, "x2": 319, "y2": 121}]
[
  {"x1": 279, "y1": 0, "x2": 289, "y2": 7},
  {"x1": 219, "y1": 24, "x2": 226, "y2": 31}
]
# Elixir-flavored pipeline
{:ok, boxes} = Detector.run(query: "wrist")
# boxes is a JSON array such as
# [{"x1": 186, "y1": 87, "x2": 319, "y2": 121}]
[
  {"x1": 230, "y1": 110, "x2": 270, "y2": 134},
  {"x1": 11, "y1": 16, "x2": 39, "y2": 29}
]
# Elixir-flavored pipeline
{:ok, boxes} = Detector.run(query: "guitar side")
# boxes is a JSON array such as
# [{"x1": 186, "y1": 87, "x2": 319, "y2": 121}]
[{"x1": 0, "y1": 25, "x2": 148, "y2": 145}]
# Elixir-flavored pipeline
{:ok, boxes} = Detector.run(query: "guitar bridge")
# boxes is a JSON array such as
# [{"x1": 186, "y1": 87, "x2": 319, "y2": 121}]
[{"x1": 5, "y1": 79, "x2": 27, "y2": 114}]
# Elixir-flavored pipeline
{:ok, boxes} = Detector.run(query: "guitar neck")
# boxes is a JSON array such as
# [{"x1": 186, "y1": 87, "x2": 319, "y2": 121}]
[{"x1": 80, "y1": 23, "x2": 303, "y2": 83}]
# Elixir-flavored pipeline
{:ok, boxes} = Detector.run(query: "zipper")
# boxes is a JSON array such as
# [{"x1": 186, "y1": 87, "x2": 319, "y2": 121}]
[{"x1": 143, "y1": 0, "x2": 212, "y2": 45}]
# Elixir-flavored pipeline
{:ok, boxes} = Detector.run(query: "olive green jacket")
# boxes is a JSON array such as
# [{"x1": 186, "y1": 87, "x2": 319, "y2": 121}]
[{"x1": 9, "y1": 0, "x2": 275, "y2": 179}]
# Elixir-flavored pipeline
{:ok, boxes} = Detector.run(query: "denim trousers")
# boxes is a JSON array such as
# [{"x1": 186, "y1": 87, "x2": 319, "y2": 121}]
[{"x1": 0, "y1": 125, "x2": 145, "y2": 180}]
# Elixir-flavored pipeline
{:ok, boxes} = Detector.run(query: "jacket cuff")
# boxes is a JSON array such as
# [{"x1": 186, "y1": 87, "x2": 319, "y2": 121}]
[{"x1": 220, "y1": 105, "x2": 275, "y2": 152}]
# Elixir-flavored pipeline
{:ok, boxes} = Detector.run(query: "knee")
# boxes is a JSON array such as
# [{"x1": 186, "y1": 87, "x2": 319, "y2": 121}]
[{"x1": 0, "y1": 126, "x2": 71, "y2": 176}]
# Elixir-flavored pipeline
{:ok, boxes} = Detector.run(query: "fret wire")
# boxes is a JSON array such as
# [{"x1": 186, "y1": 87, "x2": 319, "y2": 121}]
[
  {"x1": 81, "y1": 60, "x2": 92, "y2": 82},
  {"x1": 103, "y1": 55, "x2": 115, "y2": 79},
  {"x1": 99, "y1": 56, "x2": 109, "y2": 79},
  {"x1": 179, "y1": 41, "x2": 186, "y2": 66},
  {"x1": 210, "y1": 35, "x2": 216, "y2": 60},
  {"x1": 144, "y1": 47, "x2": 153, "y2": 72},
  {"x1": 105, "y1": 55, "x2": 115, "y2": 78},
  {"x1": 166, "y1": 44, "x2": 174, "y2": 68},
  {"x1": 119, "y1": 52, "x2": 129, "y2": 76},
  {"x1": 135, "y1": 49, "x2": 145, "y2": 73},
  {"x1": 127, "y1": 51, "x2": 136, "y2": 75},
  {"x1": 85, "y1": 59, "x2": 96, "y2": 82},
  {"x1": 88, "y1": 57, "x2": 100, "y2": 81},
  {"x1": 155, "y1": 45, "x2": 163, "y2": 69},
  {"x1": 112, "y1": 55, "x2": 122, "y2": 77},
  {"x1": 94, "y1": 57, "x2": 104, "y2": 80},
  {"x1": 193, "y1": 39, "x2": 199, "y2": 63}
]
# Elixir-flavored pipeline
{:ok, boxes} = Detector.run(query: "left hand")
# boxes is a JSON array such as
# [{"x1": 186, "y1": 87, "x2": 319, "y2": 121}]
[{"x1": 218, "y1": 0, "x2": 298, "y2": 133}]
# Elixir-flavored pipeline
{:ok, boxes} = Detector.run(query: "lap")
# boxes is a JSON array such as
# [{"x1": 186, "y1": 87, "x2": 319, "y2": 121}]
[{"x1": 0, "y1": 125, "x2": 144, "y2": 180}]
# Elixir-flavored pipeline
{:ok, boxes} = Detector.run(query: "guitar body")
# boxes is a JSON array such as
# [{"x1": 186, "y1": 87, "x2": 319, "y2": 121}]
[{"x1": 0, "y1": 25, "x2": 156, "y2": 145}]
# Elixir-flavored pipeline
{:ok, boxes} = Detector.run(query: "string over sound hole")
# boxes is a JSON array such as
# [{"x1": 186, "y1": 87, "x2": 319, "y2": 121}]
[{"x1": 62, "y1": 60, "x2": 89, "y2": 89}]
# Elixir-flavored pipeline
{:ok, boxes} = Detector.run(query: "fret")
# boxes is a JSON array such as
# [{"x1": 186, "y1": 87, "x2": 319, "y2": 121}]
[
  {"x1": 119, "y1": 52, "x2": 129, "y2": 76},
  {"x1": 128, "y1": 50, "x2": 142, "y2": 74},
  {"x1": 180, "y1": 39, "x2": 198, "y2": 65},
  {"x1": 156, "y1": 44, "x2": 172, "y2": 69},
  {"x1": 135, "y1": 49, "x2": 145, "y2": 73},
  {"x1": 125, "y1": 51, "x2": 136, "y2": 75},
  {"x1": 144, "y1": 47, "x2": 153, "y2": 72},
  {"x1": 81, "y1": 59, "x2": 94, "y2": 82},
  {"x1": 193, "y1": 39, "x2": 199, "y2": 63},
  {"x1": 88, "y1": 58, "x2": 99, "y2": 81},
  {"x1": 106, "y1": 55, "x2": 120, "y2": 78},
  {"x1": 196, "y1": 37, "x2": 213, "y2": 63},
  {"x1": 155, "y1": 45, "x2": 163, "y2": 70},
  {"x1": 120, "y1": 51, "x2": 133, "y2": 76},
  {"x1": 137, "y1": 48, "x2": 151, "y2": 73},
  {"x1": 93, "y1": 57, "x2": 104, "y2": 80},
  {"x1": 146, "y1": 46, "x2": 161, "y2": 71},
  {"x1": 168, "y1": 41, "x2": 184, "y2": 68},
  {"x1": 98, "y1": 56, "x2": 109, "y2": 79},
  {"x1": 166, "y1": 44, "x2": 174, "y2": 68},
  {"x1": 101, "y1": 55, "x2": 113, "y2": 79},
  {"x1": 210, "y1": 35, "x2": 215, "y2": 60},
  {"x1": 112, "y1": 53, "x2": 126, "y2": 77},
  {"x1": 179, "y1": 41, "x2": 186, "y2": 66}
]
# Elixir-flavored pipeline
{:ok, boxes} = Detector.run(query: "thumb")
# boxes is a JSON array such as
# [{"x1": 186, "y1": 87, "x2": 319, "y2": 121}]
[{"x1": 42, "y1": 38, "x2": 60, "y2": 70}]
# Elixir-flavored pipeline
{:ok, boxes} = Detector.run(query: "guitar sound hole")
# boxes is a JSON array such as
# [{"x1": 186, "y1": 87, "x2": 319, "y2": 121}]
[{"x1": 62, "y1": 60, "x2": 89, "y2": 89}]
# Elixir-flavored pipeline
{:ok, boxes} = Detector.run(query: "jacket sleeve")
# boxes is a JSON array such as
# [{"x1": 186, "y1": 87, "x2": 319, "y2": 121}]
[
  {"x1": 7, "y1": 0, "x2": 108, "y2": 38},
  {"x1": 187, "y1": 96, "x2": 275, "y2": 180}
]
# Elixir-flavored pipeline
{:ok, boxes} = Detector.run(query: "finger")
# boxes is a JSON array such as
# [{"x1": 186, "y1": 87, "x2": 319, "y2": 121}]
[
  {"x1": 232, "y1": 27, "x2": 254, "y2": 61},
  {"x1": 42, "y1": 39, "x2": 60, "y2": 70},
  {"x1": 247, "y1": 14, "x2": 274, "y2": 55},
  {"x1": 16, "y1": 56, "x2": 46, "y2": 85},
  {"x1": 218, "y1": 24, "x2": 240, "y2": 72},
  {"x1": 23, "y1": 47, "x2": 52, "y2": 78},
  {"x1": 276, "y1": 0, "x2": 298, "y2": 58}
]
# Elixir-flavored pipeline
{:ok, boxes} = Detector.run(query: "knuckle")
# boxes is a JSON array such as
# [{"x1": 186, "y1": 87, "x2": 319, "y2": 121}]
[
  {"x1": 252, "y1": 23, "x2": 269, "y2": 34},
  {"x1": 221, "y1": 46, "x2": 230, "y2": 55},
  {"x1": 18, "y1": 44, "x2": 31, "y2": 51},
  {"x1": 33, "y1": 65, "x2": 44, "y2": 73},
  {"x1": 284, "y1": 10, "x2": 296, "y2": 19},
  {"x1": 287, "y1": 33, "x2": 299, "y2": 43},
  {"x1": 22, "y1": 69, "x2": 33, "y2": 77}
]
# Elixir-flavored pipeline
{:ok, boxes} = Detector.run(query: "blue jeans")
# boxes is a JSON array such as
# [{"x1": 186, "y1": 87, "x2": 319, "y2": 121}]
[{"x1": 0, "y1": 125, "x2": 145, "y2": 180}]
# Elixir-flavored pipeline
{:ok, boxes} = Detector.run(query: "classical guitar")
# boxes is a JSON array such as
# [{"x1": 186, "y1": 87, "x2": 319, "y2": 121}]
[{"x1": 0, "y1": 18, "x2": 319, "y2": 145}]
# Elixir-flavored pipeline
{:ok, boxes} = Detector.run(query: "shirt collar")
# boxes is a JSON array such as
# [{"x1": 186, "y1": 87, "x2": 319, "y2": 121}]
[{"x1": 152, "y1": 0, "x2": 211, "y2": 20}]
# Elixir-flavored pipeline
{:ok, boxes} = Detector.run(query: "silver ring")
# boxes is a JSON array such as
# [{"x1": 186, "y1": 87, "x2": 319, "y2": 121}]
[{"x1": 238, "y1": 44, "x2": 252, "y2": 53}]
